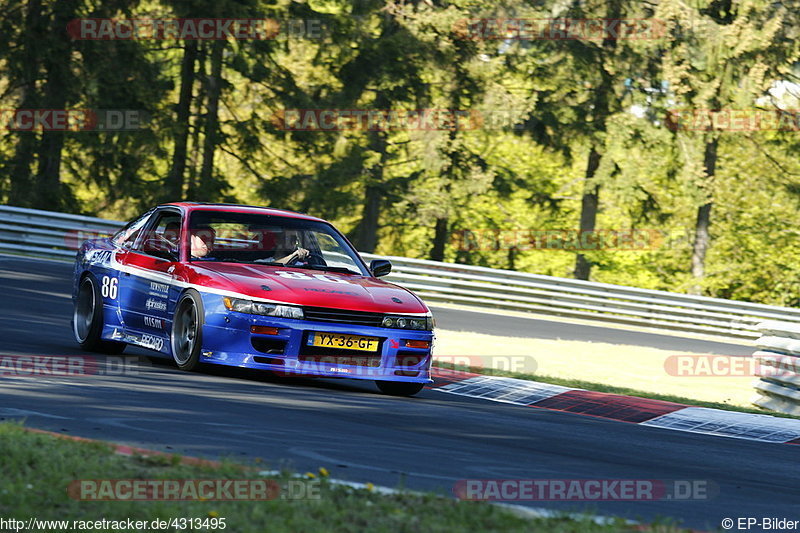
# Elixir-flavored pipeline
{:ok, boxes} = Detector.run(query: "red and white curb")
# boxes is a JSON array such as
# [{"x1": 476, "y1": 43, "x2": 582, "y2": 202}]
[{"x1": 430, "y1": 368, "x2": 800, "y2": 445}]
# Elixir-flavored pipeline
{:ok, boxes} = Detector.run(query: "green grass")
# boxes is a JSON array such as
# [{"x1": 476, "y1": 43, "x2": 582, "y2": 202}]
[
  {"x1": 0, "y1": 422, "x2": 691, "y2": 532},
  {"x1": 434, "y1": 362, "x2": 800, "y2": 420}
]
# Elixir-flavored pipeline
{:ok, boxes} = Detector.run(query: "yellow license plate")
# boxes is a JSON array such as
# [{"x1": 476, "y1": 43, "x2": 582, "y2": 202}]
[{"x1": 307, "y1": 332, "x2": 380, "y2": 352}]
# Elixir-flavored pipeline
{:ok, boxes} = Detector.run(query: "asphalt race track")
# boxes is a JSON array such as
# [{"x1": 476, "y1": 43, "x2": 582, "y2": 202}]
[
  {"x1": 1, "y1": 254, "x2": 797, "y2": 530},
  {"x1": 428, "y1": 306, "x2": 754, "y2": 355}
]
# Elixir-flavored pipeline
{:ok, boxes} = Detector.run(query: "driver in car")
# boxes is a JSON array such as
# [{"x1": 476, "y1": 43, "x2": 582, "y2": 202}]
[
  {"x1": 190, "y1": 226, "x2": 216, "y2": 259},
  {"x1": 272, "y1": 246, "x2": 310, "y2": 265},
  {"x1": 191, "y1": 225, "x2": 311, "y2": 264}
]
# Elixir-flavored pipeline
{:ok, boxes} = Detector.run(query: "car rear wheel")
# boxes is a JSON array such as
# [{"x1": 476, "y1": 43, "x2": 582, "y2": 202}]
[
  {"x1": 73, "y1": 275, "x2": 126, "y2": 354},
  {"x1": 375, "y1": 381, "x2": 425, "y2": 397},
  {"x1": 171, "y1": 290, "x2": 204, "y2": 371}
]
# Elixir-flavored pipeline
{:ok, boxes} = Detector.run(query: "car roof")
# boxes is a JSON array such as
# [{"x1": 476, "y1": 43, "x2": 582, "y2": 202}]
[{"x1": 161, "y1": 202, "x2": 326, "y2": 223}]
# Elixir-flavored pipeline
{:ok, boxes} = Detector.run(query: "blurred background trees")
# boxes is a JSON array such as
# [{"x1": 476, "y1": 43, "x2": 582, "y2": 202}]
[{"x1": 1, "y1": 0, "x2": 800, "y2": 304}]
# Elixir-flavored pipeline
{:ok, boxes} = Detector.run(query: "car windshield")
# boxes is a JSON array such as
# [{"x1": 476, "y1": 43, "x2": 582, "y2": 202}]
[{"x1": 187, "y1": 210, "x2": 367, "y2": 275}]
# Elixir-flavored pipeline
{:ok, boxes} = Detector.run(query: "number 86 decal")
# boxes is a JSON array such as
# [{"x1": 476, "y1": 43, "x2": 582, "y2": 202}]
[{"x1": 101, "y1": 276, "x2": 118, "y2": 299}]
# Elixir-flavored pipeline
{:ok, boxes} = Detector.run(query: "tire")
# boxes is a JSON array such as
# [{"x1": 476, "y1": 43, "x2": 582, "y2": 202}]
[
  {"x1": 73, "y1": 275, "x2": 126, "y2": 354},
  {"x1": 376, "y1": 381, "x2": 425, "y2": 397},
  {"x1": 170, "y1": 290, "x2": 204, "y2": 371}
]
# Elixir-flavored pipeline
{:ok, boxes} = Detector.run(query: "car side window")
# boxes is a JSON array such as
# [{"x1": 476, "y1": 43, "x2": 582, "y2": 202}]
[
  {"x1": 112, "y1": 210, "x2": 153, "y2": 249},
  {"x1": 136, "y1": 211, "x2": 182, "y2": 259}
]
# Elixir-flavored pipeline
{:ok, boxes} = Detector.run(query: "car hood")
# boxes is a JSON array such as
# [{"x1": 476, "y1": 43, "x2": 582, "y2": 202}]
[{"x1": 185, "y1": 262, "x2": 428, "y2": 314}]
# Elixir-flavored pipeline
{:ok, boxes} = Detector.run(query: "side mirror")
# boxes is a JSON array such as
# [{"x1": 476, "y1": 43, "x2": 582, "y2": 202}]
[{"x1": 369, "y1": 259, "x2": 392, "y2": 277}]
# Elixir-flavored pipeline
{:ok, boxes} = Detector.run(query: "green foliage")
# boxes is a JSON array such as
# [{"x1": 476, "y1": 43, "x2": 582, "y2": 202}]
[
  {"x1": 6, "y1": 422, "x2": 644, "y2": 532},
  {"x1": 1, "y1": 0, "x2": 800, "y2": 304}
]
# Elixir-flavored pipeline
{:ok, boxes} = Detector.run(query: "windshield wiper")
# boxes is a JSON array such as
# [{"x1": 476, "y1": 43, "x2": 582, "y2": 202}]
[
  {"x1": 292, "y1": 264, "x2": 361, "y2": 275},
  {"x1": 226, "y1": 260, "x2": 361, "y2": 275}
]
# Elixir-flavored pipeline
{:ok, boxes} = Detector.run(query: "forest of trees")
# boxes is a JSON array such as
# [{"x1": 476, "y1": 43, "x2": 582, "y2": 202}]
[{"x1": 2, "y1": 0, "x2": 800, "y2": 305}]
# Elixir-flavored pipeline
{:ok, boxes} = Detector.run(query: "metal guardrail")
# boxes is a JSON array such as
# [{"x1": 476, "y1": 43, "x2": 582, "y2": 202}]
[
  {"x1": 752, "y1": 321, "x2": 800, "y2": 415},
  {"x1": 361, "y1": 255, "x2": 800, "y2": 340},
  {"x1": 3, "y1": 204, "x2": 799, "y2": 340},
  {"x1": 0, "y1": 204, "x2": 122, "y2": 258}
]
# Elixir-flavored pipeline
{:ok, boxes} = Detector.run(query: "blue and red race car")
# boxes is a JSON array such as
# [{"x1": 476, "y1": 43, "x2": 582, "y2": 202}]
[{"x1": 72, "y1": 203, "x2": 434, "y2": 396}]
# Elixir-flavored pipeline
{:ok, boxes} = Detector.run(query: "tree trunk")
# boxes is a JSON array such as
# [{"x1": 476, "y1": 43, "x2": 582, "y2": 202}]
[
  {"x1": 186, "y1": 42, "x2": 207, "y2": 200},
  {"x1": 571, "y1": 0, "x2": 620, "y2": 280},
  {"x1": 33, "y1": 0, "x2": 79, "y2": 211},
  {"x1": 690, "y1": 137, "x2": 719, "y2": 293},
  {"x1": 427, "y1": 34, "x2": 469, "y2": 264},
  {"x1": 6, "y1": 0, "x2": 43, "y2": 207},
  {"x1": 354, "y1": 183, "x2": 382, "y2": 252},
  {"x1": 198, "y1": 39, "x2": 225, "y2": 199},
  {"x1": 573, "y1": 147, "x2": 602, "y2": 280},
  {"x1": 352, "y1": 128, "x2": 388, "y2": 252},
  {"x1": 165, "y1": 40, "x2": 198, "y2": 202},
  {"x1": 508, "y1": 246, "x2": 517, "y2": 270},
  {"x1": 429, "y1": 217, "x2": 448, "y2": 262}
]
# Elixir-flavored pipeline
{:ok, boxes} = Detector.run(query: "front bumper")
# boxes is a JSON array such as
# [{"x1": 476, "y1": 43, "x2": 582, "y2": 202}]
[{"x1": 198, "y1": 295, "x2": 434, "y2": 383}]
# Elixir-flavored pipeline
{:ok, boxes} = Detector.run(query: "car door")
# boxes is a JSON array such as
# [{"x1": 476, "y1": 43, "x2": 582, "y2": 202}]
[
  {"x1": 96, "y1": 209, "x2": 154, "y2": 338},
  {"x1": 115, "y1": 209, "x2": 182, "y2": 352}
]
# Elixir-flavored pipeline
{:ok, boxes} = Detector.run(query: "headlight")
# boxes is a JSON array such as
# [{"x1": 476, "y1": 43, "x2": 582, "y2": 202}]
[
  {"x1": 223, "y1": 297, "x2": 304, "y2": 319},
  {"x1": 381, "y1": 315, "x2": 433, "y2": 331}
]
